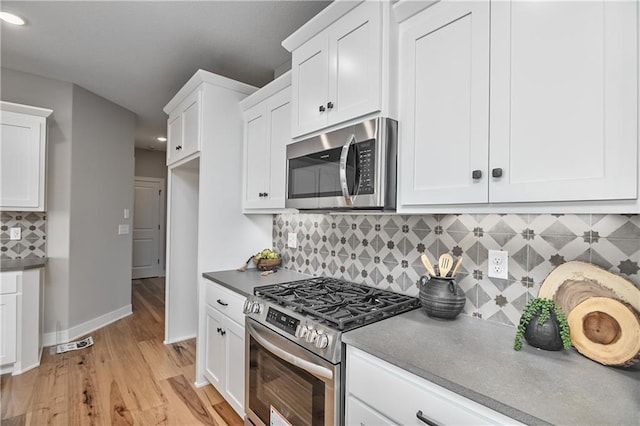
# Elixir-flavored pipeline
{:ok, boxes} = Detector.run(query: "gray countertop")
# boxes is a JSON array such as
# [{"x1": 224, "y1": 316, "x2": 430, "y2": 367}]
[
  {"x1": 343, "y1": 308, "x2": 640, "y2": 426},
  {"x1": 0, "y1": 257, "x2": 47, "y2": 272},
  {"x1": 202, "y1": 268, "x2": 314, "y2": 297},
  {"x1": 201, "y1": 269, "x2": 639, "y2": 425}
]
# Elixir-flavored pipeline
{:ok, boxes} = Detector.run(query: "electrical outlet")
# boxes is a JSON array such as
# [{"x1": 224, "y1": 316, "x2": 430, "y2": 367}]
[
  {"x1": 287, "y1": 232, "x2": 298, "y2": 249},
  {"x1": 488, "y1": 250, "x2": 508, "y2": 279},
  {"x1": 9, "y1": 227, "x2": 21, "y2": 240}
]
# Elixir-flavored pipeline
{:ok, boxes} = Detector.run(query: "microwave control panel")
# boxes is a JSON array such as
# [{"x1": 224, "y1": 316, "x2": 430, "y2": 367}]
[{"x1": 356, "y1": 140, "x2": 375, "y2": 195}]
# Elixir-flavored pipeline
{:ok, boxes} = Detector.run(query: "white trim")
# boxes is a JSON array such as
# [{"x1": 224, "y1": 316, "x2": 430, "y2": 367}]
[
  {"x1": 0, "y1": 100, "x2": 53, "y2": 117},
  {"x1": 163, "y1": 333, "x2": 197, "y2": 345},
  {"x1": 194, "y1": 378, "x2": 209, "y2": 388},
  {"x1": 42, "y1": 304, "x2": 132, "y2": 347}
]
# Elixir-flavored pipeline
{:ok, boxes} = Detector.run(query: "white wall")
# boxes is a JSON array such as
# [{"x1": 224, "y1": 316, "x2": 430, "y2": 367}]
[
  {"x1": 68, "y1": 85, "x2": 135, "y2": 327},
  {"x1": 1, "y1": 68, "x2": 136, "y2": 342},
  {"x1": 1, "y1": 67, "x2": 73, "y2": 337}
]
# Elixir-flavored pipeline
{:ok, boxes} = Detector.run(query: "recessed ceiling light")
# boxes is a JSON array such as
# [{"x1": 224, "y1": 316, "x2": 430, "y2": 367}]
[
  {"x1": 157, "y1": 137, "x2": 167, "y2": 142},
  {"x1": 0, "y1": 12, "x2": 26, "y2": 26}
]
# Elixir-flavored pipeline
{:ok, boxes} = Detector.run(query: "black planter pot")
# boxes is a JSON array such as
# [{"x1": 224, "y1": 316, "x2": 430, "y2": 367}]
[{"x1": 524, "y1": 311, "x2": 564, "y2": 351}]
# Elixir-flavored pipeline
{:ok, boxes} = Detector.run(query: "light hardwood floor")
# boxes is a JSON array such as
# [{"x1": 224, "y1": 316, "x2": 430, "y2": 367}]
[{"x1": 1, "y1": 277, "x2": 244, "y2": 426}]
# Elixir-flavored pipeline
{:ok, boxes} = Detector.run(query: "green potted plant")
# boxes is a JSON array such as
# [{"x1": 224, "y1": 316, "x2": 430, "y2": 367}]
[{"x1": 514, "y1": 297, "x2": 572, "y2": 351}]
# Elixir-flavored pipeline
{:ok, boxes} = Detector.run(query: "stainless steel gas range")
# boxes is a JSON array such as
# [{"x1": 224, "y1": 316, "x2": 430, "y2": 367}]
[{"x1": 243, "y1": 277, "x2": 420, "y2": 426}]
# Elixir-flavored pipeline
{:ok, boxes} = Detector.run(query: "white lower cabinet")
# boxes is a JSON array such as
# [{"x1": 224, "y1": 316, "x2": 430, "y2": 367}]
[
  {"x1": 203, "y1": 282, "x2": 246, "y2": 417},
  {"x1": 0, "y1": 268, "x2": 44, "y2": 375},
  {"x1": 0, "y1": 293, "x2": 18, "y2": 365},
  {"x1": 346, "y1": 346, "x2": 521, "y2": 425}
]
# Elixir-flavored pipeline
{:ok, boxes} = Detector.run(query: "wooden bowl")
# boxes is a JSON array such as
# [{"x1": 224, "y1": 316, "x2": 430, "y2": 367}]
[{"x1": 253, "y1": 257, "x2": 281, "y2": 271}]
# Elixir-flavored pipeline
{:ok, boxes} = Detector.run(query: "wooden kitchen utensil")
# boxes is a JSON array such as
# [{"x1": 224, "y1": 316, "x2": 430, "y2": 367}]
[
  {"x1": 438, "y1": 253, "x2": 454, "y2": 277},
  {"x1": 450, "y1": 256, "x2": 463, "y2": 277},
  {"x1": 420, "y1": 253, "x2": 437, "y2": 277}
]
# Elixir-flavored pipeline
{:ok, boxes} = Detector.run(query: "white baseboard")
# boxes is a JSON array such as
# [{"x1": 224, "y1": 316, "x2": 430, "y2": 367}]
[
  {"x1": 42, "y1": 304, "x2": 132, "y2": 347},
  {"x1": 163, "y1": 333, "x2": 196, "y2": 345}
]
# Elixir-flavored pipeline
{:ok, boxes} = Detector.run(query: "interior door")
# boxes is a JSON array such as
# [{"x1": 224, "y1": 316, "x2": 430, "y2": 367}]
[{"x1": 132, "y1": 178, "x2": 163, "y2": 279}]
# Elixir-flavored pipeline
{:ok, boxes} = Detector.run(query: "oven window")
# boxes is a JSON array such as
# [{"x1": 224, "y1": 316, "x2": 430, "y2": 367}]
[{"x1": 249, "y1": 336, "x2": 325, "y2": 426}]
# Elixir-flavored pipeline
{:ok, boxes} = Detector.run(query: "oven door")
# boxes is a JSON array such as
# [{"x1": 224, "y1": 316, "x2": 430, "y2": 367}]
[{"x1": 245, "y1": 318, "x2": 340, "y2": 426}]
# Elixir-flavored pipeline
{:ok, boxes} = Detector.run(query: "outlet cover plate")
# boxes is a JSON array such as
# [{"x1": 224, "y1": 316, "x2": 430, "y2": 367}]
[
  {"x1": 9, "y1": 227, "x2": 21, "y2": 240},
  {"x1": 488, "y1": 249, "x2": 508, "y2": 279},
  {"x1": 287, "y1": 232, "x2": 297, "y2": 249}
]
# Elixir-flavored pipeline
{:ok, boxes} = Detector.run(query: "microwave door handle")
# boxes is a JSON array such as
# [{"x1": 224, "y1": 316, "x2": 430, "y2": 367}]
[
  {"x1": 248, "y1": 321, "x2": 333, "y2": 380},
  {"x1": 339, "y1": 134, "x2": 357, "y2": 205}
]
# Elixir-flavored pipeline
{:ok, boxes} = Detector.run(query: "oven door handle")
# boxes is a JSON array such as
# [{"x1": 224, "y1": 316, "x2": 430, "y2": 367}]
[{"x1": 247, "y1": 321, "x2": 334, "y2": 380}]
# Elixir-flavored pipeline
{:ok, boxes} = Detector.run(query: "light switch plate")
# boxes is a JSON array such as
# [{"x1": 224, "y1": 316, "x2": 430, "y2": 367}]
[
  {"x1": 124, "y1": 209, "x2": 130, "y2": 219},
  {"x1": 118, "y1": 224, "x2": 130, "y2": 235},
  {"x1": 287, "y1": 232, "x2": 297, "y2": 249},
  {"x1": 9, "y1": 227, "x2": 21, "y2": 240}
]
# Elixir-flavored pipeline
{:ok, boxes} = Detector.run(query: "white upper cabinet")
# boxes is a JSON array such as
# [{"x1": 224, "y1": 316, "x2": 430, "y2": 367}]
[
  {"x1": 398, "y1": 1, "x2": 490, "y2": 206},
  {"x1": 241, "y1": 72, "x2": 291, "y2": 212},
  {"x1": 285, "y1": 1, "x2": 390, "y2": 138},
  {"x1": 0, "y1": 102, "x2": 52, "y2": 211},
  {"x1": 397, "y1": 0, "x2": 638, "y2": 211},
  {"x1": 165, "y1": 89, "x2": 202, "y2": 166},
  {"x1": 489, "y1": 0, "x2": 638, "y2": 203}
]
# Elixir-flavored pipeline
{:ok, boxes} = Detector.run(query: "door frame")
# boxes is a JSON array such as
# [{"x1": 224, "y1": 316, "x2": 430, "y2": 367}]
[{"x1": 134, "y1": 176, "x2": 166, "y2": 277}]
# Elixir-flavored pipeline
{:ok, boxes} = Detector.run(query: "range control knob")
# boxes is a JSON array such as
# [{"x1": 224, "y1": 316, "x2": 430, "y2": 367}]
[
  {"x1": 295, "y1": 325, "x2": 308, "y2": 339},
  {"x1": 315, "y1": 332, "x2": 329, "y2": 349},
  {"x1": 251, "y1": 302, "x2": 262, "y2": 314},
  {"x1": 242, "y1": 300, "x2": 251, "y2": 314},
  {"x1": 305, "y1": 328, "x2": 318, "y2": 344}
]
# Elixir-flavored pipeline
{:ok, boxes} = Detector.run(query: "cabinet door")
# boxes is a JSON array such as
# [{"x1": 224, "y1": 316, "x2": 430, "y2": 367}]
[
  {"x1": 223, "y1": 318, "x2": 245, "y2": 416},
  {"x1": 244, "y1": 104, "x2": 268, "y2": 208},
  {"x1": 399, "y1": 1, "x2": 490, "y2": 206},
  {"x1": 204, "y1": 305, "x2": 225, "y2": 388},
  {"x1": 0, "y1": 111, "x2": 46, "y2": 210},
  {"x1": 181, "y1": 90, "x2": 202, "y2": 157},
  {"x1": 291, "y1": 32, "x2": 329, "y2": 137},
  {"x1": 490, "y1": 1, "x2": 638, "y2": 203},
  {"x1": 166, "y1": 113, "x2": 182, "y2": 165},
  {"x1": 0, "y1": 294, "x2": 17, "y2": 365},
  {"x1": 328, "y1": 1, "x2": 382, "y2": 126},
  {"x1": 264, "y1": 88, "x2": 291, "y2": 209}
]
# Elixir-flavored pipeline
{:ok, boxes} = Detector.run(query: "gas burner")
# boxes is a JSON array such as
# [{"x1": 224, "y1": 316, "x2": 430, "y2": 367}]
[{"x1": 253, "y1": 277, "x2": 420, "y2": 331}]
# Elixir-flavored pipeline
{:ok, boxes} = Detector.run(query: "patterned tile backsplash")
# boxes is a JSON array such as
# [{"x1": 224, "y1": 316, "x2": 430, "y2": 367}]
[
  {"x1": 273, "y1": 213, "x2": 640, "y2": 327},
  {"x1": 0, "y1": 211, "x2": 47, "y2": 259}
]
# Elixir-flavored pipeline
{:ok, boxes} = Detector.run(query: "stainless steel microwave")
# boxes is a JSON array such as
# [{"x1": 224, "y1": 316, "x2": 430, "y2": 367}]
[{"x1": 285, "y1": 117, "x2": 397, "y2": 210}]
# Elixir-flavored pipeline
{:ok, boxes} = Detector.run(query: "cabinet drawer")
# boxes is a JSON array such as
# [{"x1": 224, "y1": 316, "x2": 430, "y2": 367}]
[
  {"x1": 205, "y1": 282, "x2": 246, "y2": 325},
  {"x1": 347, "y1": 346, "x2": 521, "y2": 425},
  {"x1": 0, "y1": 272, "x2": 19, "y2": 294},
  {"x1": 347, "y1": 395, "x2": 398, "y2": 426}
]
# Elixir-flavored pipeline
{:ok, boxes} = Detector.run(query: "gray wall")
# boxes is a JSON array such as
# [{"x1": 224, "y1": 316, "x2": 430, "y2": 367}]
[
  {"x1": 135, "y1": 148, "x2": 167, "y2": 180},
  {"x1": 1, "y1": 68, "x2": 136, "y2": 337},
  {"x1": 2, "y1": 67, "x2": 73, "y2": 334},
  {"x1": 69, "y1": 85, "x2": 135, "y2": 326}
]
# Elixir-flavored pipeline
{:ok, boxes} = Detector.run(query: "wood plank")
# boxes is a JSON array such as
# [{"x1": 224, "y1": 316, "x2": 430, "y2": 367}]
[
  {"x1": 0, "y1": 277, "x2": 243, "y2": 426},
  {"x1": 165, "y1": 374, "x2": 217, "y2": 425}
]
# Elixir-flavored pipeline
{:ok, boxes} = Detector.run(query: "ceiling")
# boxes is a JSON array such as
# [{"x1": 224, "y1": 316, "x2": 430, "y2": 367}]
[{"x1": 1, "y1": 1, "x2": 330, "y2": 151}]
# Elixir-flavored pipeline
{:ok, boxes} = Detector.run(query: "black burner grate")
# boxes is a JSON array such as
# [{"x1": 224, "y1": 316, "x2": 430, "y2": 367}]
[{"x1": 254, "y1": 277, "x2": 420, "y2": 331}]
